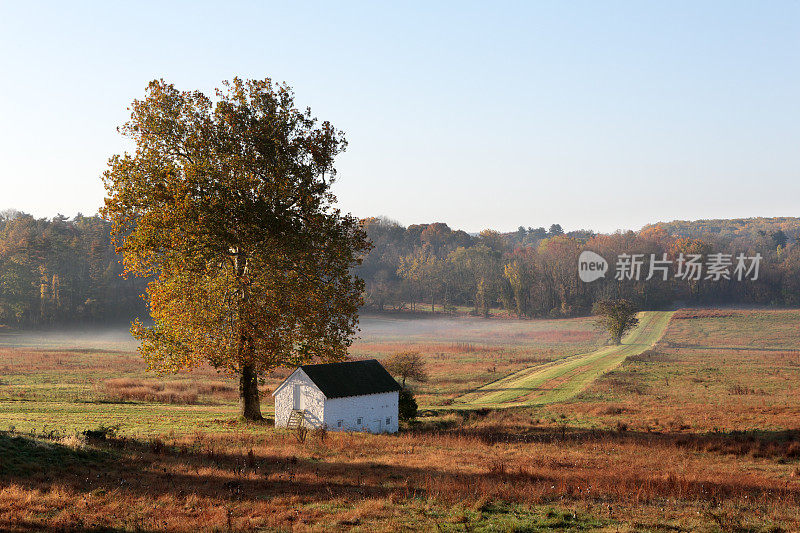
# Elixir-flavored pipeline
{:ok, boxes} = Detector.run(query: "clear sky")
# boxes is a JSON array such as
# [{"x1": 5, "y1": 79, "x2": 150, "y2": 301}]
[{"x1": 1, "y1": 1, "x2": 798, "y2": 233}]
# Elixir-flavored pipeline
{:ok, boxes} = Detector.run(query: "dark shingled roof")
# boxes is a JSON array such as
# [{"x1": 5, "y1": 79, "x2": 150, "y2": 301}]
[{"x1": 299, "y1": 359, "x2": 401, "y2": 399}]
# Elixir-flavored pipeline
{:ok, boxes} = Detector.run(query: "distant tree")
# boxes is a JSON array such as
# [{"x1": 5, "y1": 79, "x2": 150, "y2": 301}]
[
  {"x1": 478, "y1": 229, "x2": 508, "y2": 254},
  {"x1": 0, "y1": 209, "x2": 23, "y2": 222},
  {"x1": 528, "y1": 227, "x2": 548, "y2": 240},
  {"x1": 537, "y1": 235, "x2": 584, "y2": 316},
  {"x1": 592, "y1": 299, "x2": 639, "y2": 344},
  {"x1": 420, "y1": 223, "x2": 452, "y2": 254},
  {"x1": 566, "y1": 229, "x2": 595, "y2": 241},
  {"x1": 668, "y1": 237, "x2": 712, "y2": 300},
  {"x1": 449, "y1": 229, "x2": 474, "y2": 249},
  {"x1": 773, "y1": 230, "x2": 788, "y2": 249},
  {"x1": 503, "y1": 251, "x2": 534, "y2": 317},
  {"x1": 397, "y1": 248, "x2": 445, "y2": 312},
  {"x1": 384, "y1": 351, "x2": 428, "y2": 388},
  {"x1": 548, "y1": 224, "x2": 564, "y2": 237},
  {"x1": 779, "y1": 245, "x2": 800, "y2": 305},
  {"x1": 448, "y1": 244, "x2": 502, "y2": 317},
  {"x1": 102, "y1": 78, "x2": 370, "y2": 420},
  {"x1": 398, "y1": 387, "x2": 418, "y2": 421}
]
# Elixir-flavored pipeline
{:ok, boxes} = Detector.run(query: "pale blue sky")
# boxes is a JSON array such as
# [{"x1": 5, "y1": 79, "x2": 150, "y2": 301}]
[{"x1": 1, "y1": 2, "x2": 798, "y2": 233}]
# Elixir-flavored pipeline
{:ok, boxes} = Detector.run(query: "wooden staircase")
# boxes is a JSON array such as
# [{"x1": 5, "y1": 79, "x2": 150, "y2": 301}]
[{"x1": 287, "y1": 409, "x2": 305, "y2": 430}]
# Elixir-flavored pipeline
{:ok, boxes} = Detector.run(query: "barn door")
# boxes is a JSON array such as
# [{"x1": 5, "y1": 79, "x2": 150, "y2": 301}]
[{"x1": 293, "y1": 385, "x2": 302, "y2": 410}]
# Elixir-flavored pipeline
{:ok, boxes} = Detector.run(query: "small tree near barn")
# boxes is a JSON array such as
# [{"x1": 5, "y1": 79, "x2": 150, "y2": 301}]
[
  {"x1": 398, "y1": 388, "x2": 418, "y2": 421},
  {"x1": 385, "y1": 351, "x2": 426, "y2": 422},
  {"x1": 384, "y1": 351, "x2": 428, "y2": 388}
]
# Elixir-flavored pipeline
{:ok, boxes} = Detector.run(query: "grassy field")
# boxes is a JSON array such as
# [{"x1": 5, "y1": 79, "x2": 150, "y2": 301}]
[
  {"x1": 0, "y1": 315, "x2": 607, "y2": 435},
  {"x1": 349, "y1": 314, "x2": 606, "y2": 406},
  {"x1": 2, "y1": 309, "x2": 800, "y2": 531},
  {"x1": 545, "y1": 308, "x2": 800, "y2": 433},
  {"x1": 458, "y1": 311, "x2": 673, "y2": 407}
]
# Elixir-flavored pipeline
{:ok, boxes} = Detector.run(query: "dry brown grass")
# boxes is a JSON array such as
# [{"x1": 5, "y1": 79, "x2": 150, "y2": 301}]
[
  {"x1": 2, "y1": 415, "x2": 800, "y2": 531},
  {"x1": 551, "y1": 309, "x2": 800, "y2": 435},
  {"x1": 0, "y1": 348, "x2": 143, "y2": 374},
  {"x1": 673, "y1": 309, "x2": 737, "y2": 319},
  {"x1": 2, "y1": 311, "x2": 800, "y2": 530},
  {"x1": 99, "y1": 378, "x2": 237, "y2": 405}
]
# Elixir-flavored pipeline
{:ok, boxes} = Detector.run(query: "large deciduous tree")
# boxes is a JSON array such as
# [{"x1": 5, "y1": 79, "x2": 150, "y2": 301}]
[{"x1": 102, "y1": 78, "x2": 371, "y2": 420}]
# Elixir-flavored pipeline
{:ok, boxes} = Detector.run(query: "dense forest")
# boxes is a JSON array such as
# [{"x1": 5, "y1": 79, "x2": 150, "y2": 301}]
[
  {"x1": 357, "y1": 216, "x2": 800, "y2": 317},
  {"x1": 0, "y1": 210, "x2": 146, "y2": 327},
  {"x1": 1, "y1": 210, "x2": 799, "y2": 327}
]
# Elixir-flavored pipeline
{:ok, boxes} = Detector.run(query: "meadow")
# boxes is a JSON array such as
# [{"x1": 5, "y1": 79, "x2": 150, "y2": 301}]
[
  {"x1": 458, "y1": 311, "x2": 673, "y2": 407},
  {"x1": 546, "y1": 309, "x2": 800, "y2": 432},
  {"x1": 1, "y1": 309, "x2": 800, "y2": 531},
  {"x1": 0, "y1": 315, "x2": 606, "y2": 434}
]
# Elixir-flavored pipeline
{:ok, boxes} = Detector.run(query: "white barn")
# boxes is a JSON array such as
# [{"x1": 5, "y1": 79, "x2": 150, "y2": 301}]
[{"x1": 272, "y1": 359, "x2": 401, "y2": 434}]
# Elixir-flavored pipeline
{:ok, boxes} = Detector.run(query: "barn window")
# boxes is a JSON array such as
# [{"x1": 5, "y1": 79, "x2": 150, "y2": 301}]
[
  {"x1": 386, "y1": 417, "x2": 391, "y2": 425},
  {"x1": 337, "y1": 420, "x2": 343, "y2": 428},
  {"x1": 357, "y1": 417, "x2": 362, "y2": 425}
]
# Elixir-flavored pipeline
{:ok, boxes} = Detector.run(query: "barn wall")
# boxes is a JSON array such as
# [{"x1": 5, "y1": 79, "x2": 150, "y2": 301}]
[
  {"x1": 324, "y1": 391, "x2": 399, "y2": 434},
  {"x1": 273, "y1": 370, "x2": 325, "y2": 428}
]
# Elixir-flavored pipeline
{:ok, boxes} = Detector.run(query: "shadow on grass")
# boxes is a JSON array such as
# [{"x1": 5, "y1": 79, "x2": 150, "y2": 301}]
[
  {"x1": 2, "y1": 425, "x2": 800, "y2": 531},
  {"x1": 0, "y1": 431, "x2": 108, "y2": 477},
  {"x1": 2, "y1": 520, "x2": 141, "y2": 533},
  {"x1": 409, "y1": 418, "x2": 800, "y2": 460}
]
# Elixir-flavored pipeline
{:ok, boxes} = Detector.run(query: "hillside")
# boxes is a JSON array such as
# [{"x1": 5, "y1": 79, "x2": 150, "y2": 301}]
[{"x1": 642, "y1": 216, "x2": 800, "y2": 243}]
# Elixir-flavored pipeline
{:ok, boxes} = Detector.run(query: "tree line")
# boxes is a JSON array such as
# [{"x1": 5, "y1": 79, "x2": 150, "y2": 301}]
[
  {"x1": 358, "y1": 217, "x2": 800, "y2": 317},
  {"x1": 1, "y1": 210, "x2": 798, "y2": 327},
  {"x1": 0, "y1": 210, "x2": 147, "y2": 326}
]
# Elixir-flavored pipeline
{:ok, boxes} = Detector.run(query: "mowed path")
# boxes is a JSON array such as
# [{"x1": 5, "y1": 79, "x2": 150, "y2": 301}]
[{"x1": 456, "y1": 311, "x2": 674, "y2": 407}]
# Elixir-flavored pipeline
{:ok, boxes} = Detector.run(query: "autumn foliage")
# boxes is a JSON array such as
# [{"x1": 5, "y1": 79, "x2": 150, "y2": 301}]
[{"x1": 102, "y1": 78, "x2": 370, "y2": 419}]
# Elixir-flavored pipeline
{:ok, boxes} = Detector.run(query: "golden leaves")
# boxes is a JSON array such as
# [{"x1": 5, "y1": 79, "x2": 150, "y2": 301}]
[{"x1": 104, "y1": 78, "x2": 368, "y2": 380}]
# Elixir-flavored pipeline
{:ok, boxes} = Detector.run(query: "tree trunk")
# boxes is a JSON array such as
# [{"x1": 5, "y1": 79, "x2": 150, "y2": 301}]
[
  {"x1": 239, "y1": 362, "x2": 263, "y2": 420},
  {"x1": 233, "y1": 250, "x2": 262, "y2": 421}
]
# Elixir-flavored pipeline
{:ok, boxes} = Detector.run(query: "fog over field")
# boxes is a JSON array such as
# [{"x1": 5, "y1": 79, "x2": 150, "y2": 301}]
[
  {"x1": 355, "y1": 314, "x2": 593, "y2": 344},
  {"x1": 0, "y1": 326, "x2": 141, "y2": 352},
  {"x1": 0, "y1": 314, "x2": 597, "y2": 354}
]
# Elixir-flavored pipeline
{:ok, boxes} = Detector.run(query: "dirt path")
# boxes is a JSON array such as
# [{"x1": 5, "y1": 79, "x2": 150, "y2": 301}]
[{"x1": 456, "y1": 311, "x2": 674, "y2": 407}]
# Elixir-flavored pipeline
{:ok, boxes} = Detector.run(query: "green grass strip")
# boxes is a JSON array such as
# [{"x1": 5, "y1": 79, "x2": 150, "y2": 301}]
[{"x1": 460, "y1": 311, "x2": 674, "y2": 407}]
